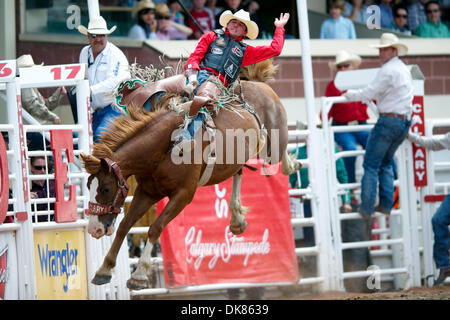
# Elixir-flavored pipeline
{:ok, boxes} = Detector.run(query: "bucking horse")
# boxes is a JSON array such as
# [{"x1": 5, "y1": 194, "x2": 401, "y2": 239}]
[{"x1": 80, "y1": 59, "x2": 301, "y2": 289}]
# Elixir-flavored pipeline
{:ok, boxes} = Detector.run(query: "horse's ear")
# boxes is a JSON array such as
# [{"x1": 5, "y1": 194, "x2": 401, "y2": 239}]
[
  {"x1": 80, "y1": 153, "x2": 101, "y2": 174},
  {"x1": 100, "y1": 158, "x2": 112, "y2": 173}
]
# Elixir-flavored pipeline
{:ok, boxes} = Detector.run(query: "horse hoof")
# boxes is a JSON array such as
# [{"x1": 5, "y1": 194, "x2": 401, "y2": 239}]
[
  {"x1": 91, "y1": 274, "x2": 112, "y2": 285},
  {"x1": 230, "y1": 221, "x2": 247, "y2": 235},
  {"x1": 127, "y1": 278, "x2": 149, "y2": 290}
]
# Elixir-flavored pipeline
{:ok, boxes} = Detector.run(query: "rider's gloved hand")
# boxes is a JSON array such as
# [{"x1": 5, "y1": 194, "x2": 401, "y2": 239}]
[{"x1": 185, "y1": 68, "x2": 199, "y2": 89}]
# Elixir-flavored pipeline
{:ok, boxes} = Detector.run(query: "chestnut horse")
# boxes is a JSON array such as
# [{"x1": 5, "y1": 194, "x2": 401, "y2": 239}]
[{"x1": 80, "y1": 61, "x2": 300, "y2": 289}]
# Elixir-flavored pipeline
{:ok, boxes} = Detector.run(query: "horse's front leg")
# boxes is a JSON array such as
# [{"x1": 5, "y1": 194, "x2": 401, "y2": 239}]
[
  {"x1": 128, "y1": 187, "x2": 198, "y2": 290},
  {"x1": 92, "y1": 187, "x2": 158, "y2": 285},
  {"x1": 229, "y1": 169, "x2": 249, "y2": 235}
]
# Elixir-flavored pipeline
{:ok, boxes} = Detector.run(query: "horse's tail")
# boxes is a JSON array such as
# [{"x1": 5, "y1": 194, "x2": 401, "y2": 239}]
[{"x1": 239, "y1": 59, "x2": 278, "y2": 83}]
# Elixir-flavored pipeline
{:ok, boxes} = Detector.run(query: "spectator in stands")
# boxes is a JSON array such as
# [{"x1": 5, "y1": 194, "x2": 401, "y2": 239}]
[
  {"x1": 168, "y1": 0, "x2": 186, "y2": 25},
  {"x1": 215, "y1": 0, "x2": 245, "y2": 28},
  {"x1": 17, "y1": 54, "x2": 64, "y2": 125},
  {"x1": 375, "y1": 0, "x2": 395, "y2": 29},
  {"x1": 344, "y1": 0, "x2": 370, "y2": 24},
  {"x1": 415, "y1": 1, "x2": 450, "y2": 37},
  {"x1": 343, "y1": 33, "x2": 412, "y2": 228},
  {"x1": 407, "y1": 131, "x2": 450, "y2": 286},
  {"x1": 325, "y1": 50, "x2": 370, "y2": 187},
  {"x1": 390, "y1": 4, "x2": 412, "y2": 35},
  {"x1": 408, "y1": 0, "x2": 429, "y2": 32},
  {"x1": 205, "y1": 0, "x2": 220, "y2": 28},
  {"x1": 29, "y1": 156, "x2": 56, "y2": 222},
  {"x1": 187, "y1": 0, "x2": 214, "y2": 39},
  {"x1": 78, "y1": 16, "x2": 131, "y2": 143},
  {"x1": 243, "y1": 1, "x2": 270, "y2": 39},
  {"x1": 128, "y1": 0, "x2": 157, "y2": 40},
  {"x1": 320, "y1": 0, "x2": 357, "y2": 39},
  {"x1": 154, "y1": 3, "x2": 193, "y2": 40}
]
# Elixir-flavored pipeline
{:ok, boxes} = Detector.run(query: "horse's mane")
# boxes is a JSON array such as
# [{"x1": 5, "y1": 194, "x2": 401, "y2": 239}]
[
  {"x1": 92, "y1": 102, "x2": 175, "y2": 159},
  {"x1": 239, "y1": 59, "x2": 278, "y2": 83}
]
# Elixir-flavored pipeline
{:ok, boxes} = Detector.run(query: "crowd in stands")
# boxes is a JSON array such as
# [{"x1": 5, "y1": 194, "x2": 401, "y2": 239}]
[
  {"x1": 127, "y1": 0, "x2": 271, "y2": 40},
  {"x1": 103, "y1": 0, "x2": 450, "y2": 40},
  {"x1": 322, "y1": 0, "x2": 450, "y2": 39}
]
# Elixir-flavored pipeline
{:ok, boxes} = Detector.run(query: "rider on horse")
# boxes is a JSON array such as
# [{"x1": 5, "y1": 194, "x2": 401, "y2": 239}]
[
  {"x1": 173, "y1": 9, "x2": 290, "y2": 147},
  {"x1": 116, "y1": 10, "x2": 290, "y2": 148}
]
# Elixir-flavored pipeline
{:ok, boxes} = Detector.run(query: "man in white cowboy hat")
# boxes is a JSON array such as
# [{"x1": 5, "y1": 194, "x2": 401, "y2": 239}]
[
  {"x1": 343, "y1": 33, "x2": 413, "y2": 226},
  {"x1": 17, "y1": 54, "x2": 63, "y2": 125},
  {"x1": 78, "y1": 16, "x2": 130, "y2": 143},
  {"x1": 325, "y1": 50, "x2": 370, "y2": 188},
  {"x1": 173, "y1": 9, "x2": 290, "y2": 146}
]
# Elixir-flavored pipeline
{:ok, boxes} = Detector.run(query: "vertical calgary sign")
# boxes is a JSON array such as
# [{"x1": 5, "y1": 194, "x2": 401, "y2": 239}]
[
  {"x1": 410, "y1": 96, "x2": 427, "y2": 187},
  {"x1": 159, "y1": 159, "x2": 299, "y2": 287}
]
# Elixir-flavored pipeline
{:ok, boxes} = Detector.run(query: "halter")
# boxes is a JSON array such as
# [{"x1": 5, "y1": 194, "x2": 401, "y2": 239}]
[{"x1": 88, "y1": 158, "x2": 129, "y2": 216}]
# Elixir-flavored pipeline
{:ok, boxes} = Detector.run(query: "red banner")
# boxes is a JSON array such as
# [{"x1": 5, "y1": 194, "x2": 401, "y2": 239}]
[{"x1": 158, "y1": 159, "x2": 299, "y2": 287}]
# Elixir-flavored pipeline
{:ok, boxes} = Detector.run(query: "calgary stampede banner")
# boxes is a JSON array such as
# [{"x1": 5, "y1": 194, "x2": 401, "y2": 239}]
[{"x1": 158, "y1": 159, "x2": 299, "y2": 287}]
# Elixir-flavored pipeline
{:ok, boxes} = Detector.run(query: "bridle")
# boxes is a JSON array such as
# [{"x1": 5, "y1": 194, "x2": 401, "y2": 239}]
[{"x1": 88, "y1": 158, "x2": 129, "y2": 216}]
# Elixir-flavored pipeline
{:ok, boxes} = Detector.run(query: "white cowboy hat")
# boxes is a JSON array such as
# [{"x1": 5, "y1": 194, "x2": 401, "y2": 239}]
[
  {"x1": 219, "y1": 9, "x2": 259, "y2": 40},
  {"x1": 133, "y1": 0, "x2": 155, "y2": 17},
  {"x1": 328, "y1": 50, "x2": 362, "y2": 70},
  {"x1": 17, "y1": 54, "x2": 43, "y2": 68},
  {"x1": 369, "y1": 33, "x2": 408, "y2": 56},
  {"x1": 78, "y1": 16, "x2": 117, "y2": 35}
]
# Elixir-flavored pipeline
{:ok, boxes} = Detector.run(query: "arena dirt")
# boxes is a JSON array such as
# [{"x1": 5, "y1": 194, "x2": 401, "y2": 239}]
[{"x1": 289, "y1": 285, "x2": 450, "y2": 300}]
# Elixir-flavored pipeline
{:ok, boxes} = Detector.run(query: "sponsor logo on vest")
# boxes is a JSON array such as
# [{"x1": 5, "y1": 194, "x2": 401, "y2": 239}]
[
  {"x1": 211, "y1": 47, "x2": 223, "y2": 55},
  {"x1": 225, "y1": 63, "x2": 235, "y2": 76},
  {"x1": 232, "y1": 46, "x2": 243, "y2": 57}
]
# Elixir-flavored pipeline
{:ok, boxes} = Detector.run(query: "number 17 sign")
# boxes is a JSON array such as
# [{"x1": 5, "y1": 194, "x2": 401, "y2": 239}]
[{"x1": 18, "y1": 63, "x2": 87, "y2": 88}]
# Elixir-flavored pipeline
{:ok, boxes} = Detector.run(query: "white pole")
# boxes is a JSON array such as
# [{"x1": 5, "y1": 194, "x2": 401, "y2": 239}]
[
  {"x1": 87, "y1": 0, "x2": 100, "y2": 20},
  {"x1": 295, "y1": 0, "x2": 338, "y2": 291},
  {"x1": 6, "y1": 79, "x2": 37, "y2": 299},
  {"x1": 296, "y1": 0, "x2": 316, "y2": 129}
]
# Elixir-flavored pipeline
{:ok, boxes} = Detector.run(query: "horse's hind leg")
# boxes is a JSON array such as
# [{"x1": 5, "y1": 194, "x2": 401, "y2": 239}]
[
  {"x1": 91, "y1": 187, "x2": 158, "y2": 285},
  {"x1": 281, "y1": 150, "x2": 301, "y2": 175},
  {"x1": 126, "y1": 239, "x2": 158, "y2": 290},
  {"x1": 229, "y1": 170, "x2": 249, "y2": 235}
]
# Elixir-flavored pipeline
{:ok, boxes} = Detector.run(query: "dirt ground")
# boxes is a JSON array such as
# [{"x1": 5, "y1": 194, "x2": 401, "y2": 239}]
[{"x1": 293, "y1": 285, "x2": 450, "y2": 300}]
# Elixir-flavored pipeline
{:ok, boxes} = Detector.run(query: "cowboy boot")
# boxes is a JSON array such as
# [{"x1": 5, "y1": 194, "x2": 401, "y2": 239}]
[
  {"x1": 435, "y1": 267, "x2": 450, "y2": 286},
  {"x1": 172, "y1": 80, "x2": 220, "y2": 155}
]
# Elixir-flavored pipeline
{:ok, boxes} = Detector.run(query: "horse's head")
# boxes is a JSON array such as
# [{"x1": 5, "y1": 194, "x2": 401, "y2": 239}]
[{"x1": 80, "y1": 153, "x2": 129, "y2": 239}]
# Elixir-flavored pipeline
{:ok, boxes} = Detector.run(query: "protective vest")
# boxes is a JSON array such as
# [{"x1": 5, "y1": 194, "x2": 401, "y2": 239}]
[{"x1": 200, "y1": 29, "x2": 247, "y2": 84}]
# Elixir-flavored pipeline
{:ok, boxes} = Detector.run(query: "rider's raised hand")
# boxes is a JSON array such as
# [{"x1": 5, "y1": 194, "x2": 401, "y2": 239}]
[{"x1": 274, "y1": 13, "x2": 290, "y2": 28}]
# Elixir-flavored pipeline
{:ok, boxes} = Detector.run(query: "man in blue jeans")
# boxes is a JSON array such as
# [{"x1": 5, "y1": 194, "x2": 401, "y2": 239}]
[
  {"x1": 408, "y1": 131, "x2": 450, "y2": 286},
  {"x1": 344, "y1": 33, "x2": 413, "y2": 223}
]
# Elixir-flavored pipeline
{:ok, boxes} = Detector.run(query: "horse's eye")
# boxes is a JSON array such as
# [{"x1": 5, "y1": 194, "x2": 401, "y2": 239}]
[{"x1": 101, "y1": 187, "x2": 110, "y2": 194}]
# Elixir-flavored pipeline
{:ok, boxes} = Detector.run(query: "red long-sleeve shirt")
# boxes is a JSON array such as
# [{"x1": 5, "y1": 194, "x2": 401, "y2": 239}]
[
  {"x1": 185, "y1": 26, "x2": 286, "y2": 85},
  {"x1": 325, "y1": 80, "x2": 369, "y2": 123}
]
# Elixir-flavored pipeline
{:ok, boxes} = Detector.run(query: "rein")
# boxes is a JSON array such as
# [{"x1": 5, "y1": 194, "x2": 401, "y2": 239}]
[{"x1": 88, "y1": 158, "x2": 129, "y2": 216}]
